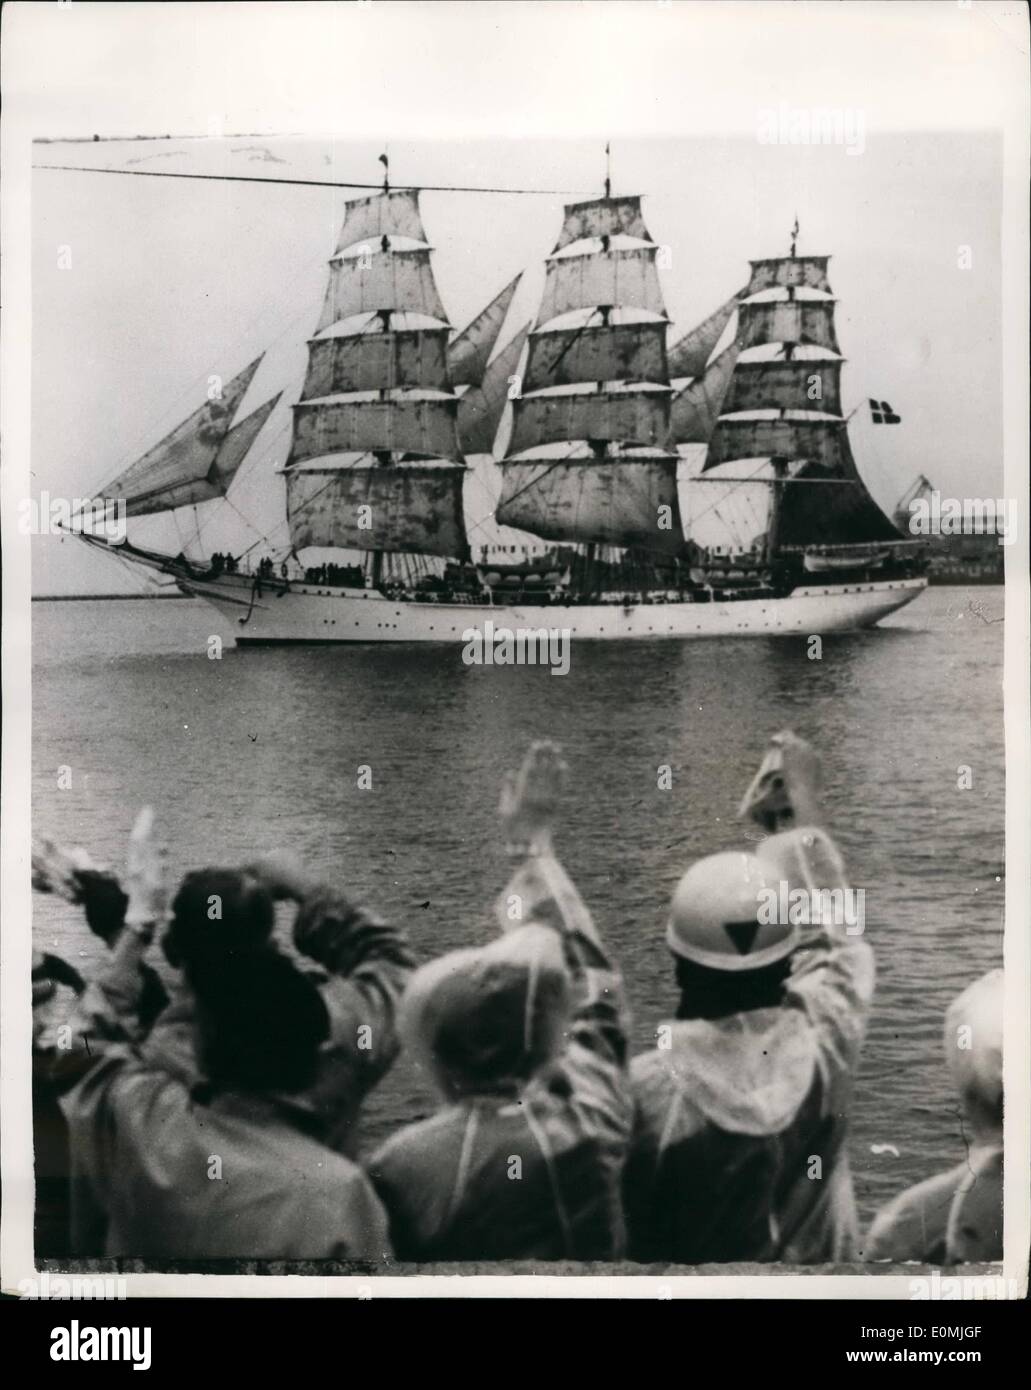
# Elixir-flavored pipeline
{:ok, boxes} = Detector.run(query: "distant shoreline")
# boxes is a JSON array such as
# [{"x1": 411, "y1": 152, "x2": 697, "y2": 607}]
[{"x1": 32, "y1": 593, "x2": 192, "y2": 602}]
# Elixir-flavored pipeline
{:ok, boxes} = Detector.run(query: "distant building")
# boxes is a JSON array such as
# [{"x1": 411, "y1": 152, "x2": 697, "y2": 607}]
[{"x1": 893, "y1": 476, "x2": 1004, "y2": 585}]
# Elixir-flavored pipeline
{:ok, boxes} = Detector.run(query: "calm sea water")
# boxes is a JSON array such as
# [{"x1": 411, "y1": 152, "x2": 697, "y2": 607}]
[{"x1": 31, "y1": 586, "x2": 1005, "y2": 1229}]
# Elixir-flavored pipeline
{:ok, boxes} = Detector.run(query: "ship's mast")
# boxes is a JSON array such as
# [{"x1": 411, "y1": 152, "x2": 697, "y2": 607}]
[
  {"x1": 703, "y1": 237, "x2": 903, "y2": 551},
  {"x1": 766, "y1": 222, "x2": 797, "y2": 564},
  {"x1": 493, "y1": 149, "x2": 685, "y2": 573},
  {"x1": 369, "y1": 151, "x2": 390, "y2": 585},
  {"x1": 283, "y1": 158, "x2": 471, "y2": 572},
  {"x1": 765, "y1": 456, "x2": 788, "y2": 563},
  {"x1": 584, "y1": 146, "x2": 610, "y2": 584}
]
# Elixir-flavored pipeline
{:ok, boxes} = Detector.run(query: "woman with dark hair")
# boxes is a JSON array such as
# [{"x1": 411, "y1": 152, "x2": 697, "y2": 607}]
[
  {"x1": 148, "y1": 852, "x2": 414, "y2": 1156},
  {"x1": 61, "y1": 814, "x2": 406, "y2": 1261},
  {"x1": 63, "y1": 817, "x2": 394, "y2": 1267}
]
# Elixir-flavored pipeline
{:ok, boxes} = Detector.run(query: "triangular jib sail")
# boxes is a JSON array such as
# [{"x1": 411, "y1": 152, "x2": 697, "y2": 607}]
[
  {"x1": 457, "y1": 325, "x2": 530, "y2": 456},
  {"x1": 104, "y1": 356, "x2": 279, "y2": 518},
  {"x1": 666, "y1": 291, "x2": 743, "y2": 379},
  {"x1": 448, "y1": 274, "x2": 522, "y2": 387},
  {"x1": 669, "y1": 343, "x2": 741, "y2": 445}
]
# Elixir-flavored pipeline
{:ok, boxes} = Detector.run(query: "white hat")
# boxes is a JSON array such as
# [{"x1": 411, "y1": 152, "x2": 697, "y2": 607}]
[
  {"x1": 944, "y1": 968, "x2": 1003, "y2": 1131},
  {"x1": 666, "y1": 850, "x2": 800, "y2": 972},
  {"x1": 399, "y1": 925, "x2": 571, "y2": 1096}
]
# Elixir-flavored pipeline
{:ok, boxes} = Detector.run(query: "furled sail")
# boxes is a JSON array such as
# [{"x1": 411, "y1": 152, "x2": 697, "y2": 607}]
[
  {"x1": 107, "y1": 356, "x2": 270, "y2": 517},
  {"x1": 448, "y1": 274, "x2": 522, "y2": 387},
  {"x1": 496, "y1": 190, "x2": 685, "y2": 554},
  {"x1": 704, "y1": 254, "x2": 902, "y2": 547},
  {"x1": 286, "y1": 187, "x2": 470, "y2": 560},
  {"x1": 666, "y1": 292, "x2": 743, "y2": 378},
  {"x1": 668, "y1": 344, "x2": 740, "y2": 444},
  {"x1": 538, "y1": 246, "x2": 665, "y2": 323},
  {"x1": 457, "y1": 325, "x2": 529, "y2": 456},
  {"x1": 524, "y1": 321, "x2": 668, "y2": 391}
]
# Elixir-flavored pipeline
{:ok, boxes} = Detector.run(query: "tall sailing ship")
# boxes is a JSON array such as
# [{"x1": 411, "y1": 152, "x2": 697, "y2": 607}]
[{"x1": 71, "y1": 163, "x2": 927, "y2": 642}]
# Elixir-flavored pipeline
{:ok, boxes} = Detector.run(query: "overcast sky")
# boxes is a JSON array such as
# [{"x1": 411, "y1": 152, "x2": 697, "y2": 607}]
[{"x1": 3, "y1": 1, "x2": 1025, "y2": 594}]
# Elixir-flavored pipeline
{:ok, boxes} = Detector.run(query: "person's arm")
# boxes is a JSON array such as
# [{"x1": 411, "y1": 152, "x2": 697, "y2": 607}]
[
  {"x1": 864, "y1": 1166, "x2": 962, "y2": 1263},
  {"x1": 744, "y1": 737, "x2": 875, "y2": 1076},
  {"x1": 61, "y1": 811, "x2": 168, "y2": 1056},
  {"x1": 35, "y1": 951, "x2": 86, "y2": 997},
  {"x1": 32, "y1": 837, "x2": 130, "y2": 947},
  {"x1": 62, "y1": 925, "x2": 156, "y2": 1053},
  {"x1": 32, "y1": 957, "x2": 95, "y2": 1093},
  {"x1": 496, "y1": 743, "x2": 629, "y2": 1072},
  {"x1": 245, "y1": 851, "x2": 415, "y2": 1077},
  {"x1": 76, "y1": 868, "x2": 130, "y2": 947},
  {"x1": 739, "y1": 729, "x2": 825, "y2": 833}
]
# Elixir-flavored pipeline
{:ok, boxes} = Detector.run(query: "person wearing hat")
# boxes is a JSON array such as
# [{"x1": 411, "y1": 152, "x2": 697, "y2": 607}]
[
  {"x1": 625, "y1": 731, "x2": 876, "y2": 1263},
  {"x1": 60, "y1": 812, "x2": 400, "y2": 1259},
  {"x1": 365, "y1": 741, "x2": 634, "y2": 1261},
  {"x1": 865, "y1": 969, "x2": 1003, "y2": 1263}
]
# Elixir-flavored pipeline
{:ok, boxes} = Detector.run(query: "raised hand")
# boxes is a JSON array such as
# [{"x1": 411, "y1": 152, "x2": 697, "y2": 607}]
[
  {"x1": 499, "y1": 740, "x2": 569, "y2": 851},
  {"x1": 31, "y1": 837, "x2": 96, "y2": 900},
  {"x1": 124, "y1": 808, "x2": 168, "y2": 930},
  {"x1": 738, "y1": 730, "x2": 823, "y2": 832},
  {"x1": 242, "y1": 849, "x2": 316, "y2": 902}
]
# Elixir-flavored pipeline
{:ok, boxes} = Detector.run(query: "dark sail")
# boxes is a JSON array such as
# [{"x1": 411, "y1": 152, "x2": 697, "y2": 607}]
[{"x1": 706, "y1": 255, "x2": 903, "y2": 548}]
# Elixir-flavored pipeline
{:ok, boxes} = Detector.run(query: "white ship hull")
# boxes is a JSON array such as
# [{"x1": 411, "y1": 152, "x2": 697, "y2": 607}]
[{"x1": 177, "y1": 573, "x2": 927, "y2": 644}]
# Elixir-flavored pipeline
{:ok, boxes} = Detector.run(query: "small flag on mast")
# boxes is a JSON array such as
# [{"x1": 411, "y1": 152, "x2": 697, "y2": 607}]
[
  {"x1": 790, "y1": 215, "x2": 799, "y2": 257},
  {"x1": 869, "y1": 398, "x2": 901, "y2": 424},
  {"x1": 379, "y1": 151, "x2": 389, "y2": 191}
]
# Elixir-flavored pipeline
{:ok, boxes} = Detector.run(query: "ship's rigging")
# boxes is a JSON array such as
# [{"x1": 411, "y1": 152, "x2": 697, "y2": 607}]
[{"x1": 56, "y1": 151, "x2": 909, "y2": 599}]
